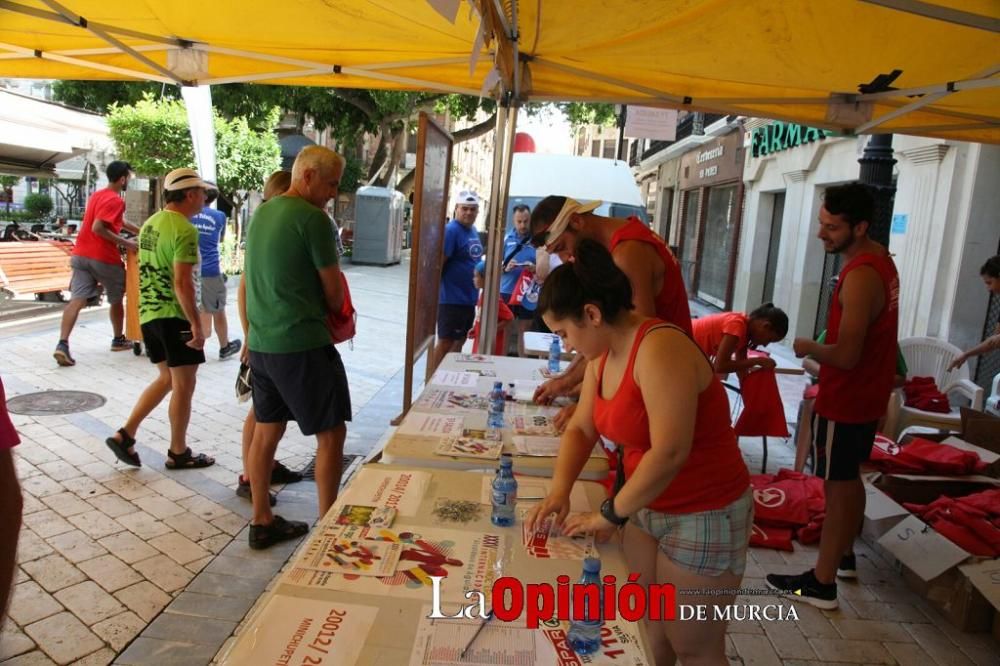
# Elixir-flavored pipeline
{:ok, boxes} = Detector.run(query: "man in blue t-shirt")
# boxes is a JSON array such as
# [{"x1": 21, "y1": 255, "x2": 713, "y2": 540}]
[
  {"x1": 429, "y1": 190, "x2": 484, "y2": 372},
  {"x1": 500, "y1": 204, "x2": 535, "y2": 355},
  {"x1": 191, "y1": 187, "x2": 241, "y2": 359}
]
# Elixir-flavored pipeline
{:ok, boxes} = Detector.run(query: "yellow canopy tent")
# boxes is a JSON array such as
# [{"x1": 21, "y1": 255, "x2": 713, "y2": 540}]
[
  {"x1": 3, "y1": 0, "x2": 997, "y2": 347},
  {"x1": 1, "y1": 0, "x2": 997, "y2": 141}
]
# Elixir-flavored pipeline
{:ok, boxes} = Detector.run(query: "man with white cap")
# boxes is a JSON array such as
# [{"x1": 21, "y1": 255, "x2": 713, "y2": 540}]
[
  {"x1": 529, "y1": 195, "x2": 692, "y2": 422},
  {"x1": 105, "y1": 167, "x2": 216, "y2": 472},
  {"x1": 429, "y1": 190, "x2": 484, "y2": 373}
]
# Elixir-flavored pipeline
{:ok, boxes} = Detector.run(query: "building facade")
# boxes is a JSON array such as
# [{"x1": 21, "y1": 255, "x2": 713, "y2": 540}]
[{"x1": 734, "y1": 120, "x2": 1000, "y2": 386}]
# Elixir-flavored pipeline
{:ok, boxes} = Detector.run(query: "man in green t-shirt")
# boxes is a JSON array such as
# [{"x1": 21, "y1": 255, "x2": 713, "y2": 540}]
[
  {"x1": 104, "y1": 168, "x2": 217, "y2": 473},
  {"x1": 242, "y1": 145, "x2": 350, "y2": 549}
]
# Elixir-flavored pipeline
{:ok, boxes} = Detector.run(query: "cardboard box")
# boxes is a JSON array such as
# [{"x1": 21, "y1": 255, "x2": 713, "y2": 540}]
[
  {"x1": 961, "y1": 407, "x2": 1000, "y2": 455},
  {"x1": 873, "y1": 473, "x2": 1000, "y2": 506},
  {"x1": 862, "y1": 478, "x2": 910, "y2": 540},
  {"x1": 876, "y1": 515, "x2": 990, "y2": 632},
  {"x1": 957, "y1": 559, "x2": 1000, "y2": 634}
]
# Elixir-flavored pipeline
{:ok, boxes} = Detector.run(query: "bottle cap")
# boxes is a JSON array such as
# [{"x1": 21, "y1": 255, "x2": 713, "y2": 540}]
[
  {"x1": 582, "y1": 557, "x2": 601, "y2": 573},
  {"x1": 500, "y1": 453, "x2": 513, "y2": 465},
  {"x1": 493, "y1": 381, "x2": 503, "y2": 389}
]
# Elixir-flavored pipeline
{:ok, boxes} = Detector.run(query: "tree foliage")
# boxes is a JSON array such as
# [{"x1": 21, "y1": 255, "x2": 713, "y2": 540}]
[{"x1": 106, "y1": 96, "x2": 193, "y2": 177}]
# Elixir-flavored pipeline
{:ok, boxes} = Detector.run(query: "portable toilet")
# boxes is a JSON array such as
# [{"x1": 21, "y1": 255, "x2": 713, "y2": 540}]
[{"x1": 352, "y1": 186, "x2": 405, "y2": 265}]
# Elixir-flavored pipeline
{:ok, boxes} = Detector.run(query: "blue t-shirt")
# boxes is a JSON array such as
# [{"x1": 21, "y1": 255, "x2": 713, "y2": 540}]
[
  {"x1": 191, "y1": 206, "x2": 227, "y2": 277},
  {"x1": 500, "y1": 229, "x2": 536, "y2": 296},
  {"x1": 440, "y1": 219, "x2": 483, "y2": 306}
]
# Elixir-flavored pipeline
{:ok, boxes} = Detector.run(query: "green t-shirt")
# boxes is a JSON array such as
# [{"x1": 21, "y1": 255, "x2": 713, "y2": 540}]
[
  {"x1": 138, "y1": 209, "x2": 199, "y2": 325},
  {"x1": 245, "y1": 196, "x2": 340, "y2": 353}
]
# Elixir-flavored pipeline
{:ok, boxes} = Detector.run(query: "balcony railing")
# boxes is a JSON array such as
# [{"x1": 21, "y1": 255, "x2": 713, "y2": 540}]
[{"x1": 636, "y1": 113, "x2": 726, "y2": 163}]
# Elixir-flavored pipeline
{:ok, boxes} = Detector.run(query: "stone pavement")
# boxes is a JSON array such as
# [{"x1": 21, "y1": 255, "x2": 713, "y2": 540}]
[{"x1": 0, "y1": 256, "x2": 996, "y2": 665}]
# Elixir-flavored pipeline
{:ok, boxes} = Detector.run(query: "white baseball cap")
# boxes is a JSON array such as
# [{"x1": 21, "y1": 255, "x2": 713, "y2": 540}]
[
  {"x1": 456, "y1": 190, "x2": 481, "y2": 207},
  {"x1": 537, "y1": 197, "x2": 601, "y2": 249}
]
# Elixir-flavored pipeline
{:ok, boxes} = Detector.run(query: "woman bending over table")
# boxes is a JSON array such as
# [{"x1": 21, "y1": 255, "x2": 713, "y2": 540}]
[{"x1": 525, "y1": 240, "x2": 751, "y2": 666}]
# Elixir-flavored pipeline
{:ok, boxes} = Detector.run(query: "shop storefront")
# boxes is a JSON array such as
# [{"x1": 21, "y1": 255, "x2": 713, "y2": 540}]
[
  {"x1": 677, "y1": 129, "x2": 745, "y2": 309},
  {"x1": 736, "y1": 119, "x2": 1000, "y2": 388}
]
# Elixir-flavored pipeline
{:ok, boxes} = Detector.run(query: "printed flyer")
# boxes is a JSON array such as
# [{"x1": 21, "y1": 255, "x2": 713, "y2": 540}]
[
  {"x1": 285, "y1": 525, "x2": 504, "y2": 603},
  {"x1": 396, "y1": 413, "x2": 466, "y2": 439},
  {"x1": 298, "y1": 524, "x2": 403, "y2": 577},
  {"x1": 414, "y1": 389, "x2": 489, "y2": 413},
  {"x1": 336, "y1": 468, "x2": 431, "y2": 516},
  {"x1": 219, "y1": 595, "x2": 377, "y2": 666},
  {"x1": 434, "y1": 435, "x2": 504, "y2": 460}
]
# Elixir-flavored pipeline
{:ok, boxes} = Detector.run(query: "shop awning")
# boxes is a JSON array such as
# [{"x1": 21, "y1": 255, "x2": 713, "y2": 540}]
[
  {"x1": 0, "y1": 88, "x2": 109, "y2": 176},
  {"x1": 0, "y1": 0, "x2": 997, "y2": 143}
]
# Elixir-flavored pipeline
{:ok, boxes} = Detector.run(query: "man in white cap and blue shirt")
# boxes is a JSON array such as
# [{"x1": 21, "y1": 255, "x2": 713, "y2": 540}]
[{"x1": 429, "y1": 190, "x2": 484, "y2": 372}]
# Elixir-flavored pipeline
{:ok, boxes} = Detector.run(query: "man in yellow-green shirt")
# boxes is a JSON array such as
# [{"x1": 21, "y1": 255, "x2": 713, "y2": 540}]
[{"x1": 105, "y1": 168, "x2": 217, "y2": 472}]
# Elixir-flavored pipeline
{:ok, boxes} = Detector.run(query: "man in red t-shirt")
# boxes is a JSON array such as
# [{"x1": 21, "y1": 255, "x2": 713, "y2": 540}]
[
  {"x1": 54, "y1": 161, "x2": 138, "y2": 366},
  {"x1": 528, "y1": 196, "x2": 692, "y2": 427},
  {"x1": 766, "y1": 183, "x2": 899, "y2": 610}
]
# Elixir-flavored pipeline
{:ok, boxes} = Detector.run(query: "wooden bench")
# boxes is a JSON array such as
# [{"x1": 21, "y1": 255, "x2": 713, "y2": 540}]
[{"x1": 0, "y1": 240, "x2": 73, "y2": 299}]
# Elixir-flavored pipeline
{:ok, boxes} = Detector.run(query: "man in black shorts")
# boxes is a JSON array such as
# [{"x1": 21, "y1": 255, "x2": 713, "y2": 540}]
[
  {"x1": 243, "y1": 146, "x2": 351, "y2": 549},
  {"x1": 766, "y1": 184, "x2": 899, "y2": 609},
  {"x1": 105, "y1": 168, "x2": 216, "y2": 472}
]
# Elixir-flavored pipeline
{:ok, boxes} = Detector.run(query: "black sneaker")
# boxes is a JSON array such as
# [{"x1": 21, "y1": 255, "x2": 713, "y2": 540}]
[
  {"x1": 110, "y1": 336, "x2": 132, "y2": 352},
  {"x1": 837, "y1": 553, "x2": 858, "y2": 579},
  {"x1": 219, "y1": 339, "x2": 242, "y2": 360},
  {"x1": 236, "y1": 478, "x2": 276, "y2": 506},
  {"x1": 765, "y1": 569, "x2": 838, "y2": 610},
  {"x1": 53, "y1": 340, "x2": 75, "y2": 366},
  {"x1": 249, "y1": 515, "x2": 309, "y2": 550},
  {"x1": 271, "y1": 460, "x2": 303, "y2": 484}
]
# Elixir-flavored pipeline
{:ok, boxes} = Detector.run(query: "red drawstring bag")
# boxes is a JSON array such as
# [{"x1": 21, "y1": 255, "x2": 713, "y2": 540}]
[
  {"x1": 325, "y1": 273, "x2": 357, "y2": 345},
  {"x1": 507, "y1": 270, "x2": 535, "y2": 306},
  {"x1": 749, "y1": 523, "x2": 794, "y2": 551},
  {"x1": 751, "y1": 475, "x2": 810, "y2": 527},
  {"x1": 895, "y1": 437, "x2": 988, "y2": 475},
  {"x1": 734, "y1": 367, "x2": 790, "y2": 437},
  {"x1": 868, "y1": 434, "x2": 926, "y2": 474},
  {"x1": 796, "y1": 515, "x2": 824, "y2": 545}
]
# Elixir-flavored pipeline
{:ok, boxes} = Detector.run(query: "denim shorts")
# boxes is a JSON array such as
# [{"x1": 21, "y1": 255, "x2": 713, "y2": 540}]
[{"x1": 633, "y1": 489, "x2": 753, "y2": 577}]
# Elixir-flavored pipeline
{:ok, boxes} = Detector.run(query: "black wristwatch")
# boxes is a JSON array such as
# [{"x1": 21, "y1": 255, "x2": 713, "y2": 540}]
[{"x1": 600, "y1": 498, "x2": 628, "y2": 526}]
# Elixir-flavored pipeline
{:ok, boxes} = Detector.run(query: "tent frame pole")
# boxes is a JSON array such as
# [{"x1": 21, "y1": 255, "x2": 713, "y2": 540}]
[{"x1": 479, "y1": 100, "x2": 519, "y2": 355}]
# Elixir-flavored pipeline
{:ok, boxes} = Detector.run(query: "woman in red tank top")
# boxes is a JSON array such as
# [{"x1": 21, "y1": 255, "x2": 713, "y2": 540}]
[{"x1": 524, "y1": 240, "x2": 751, "y2": 665}]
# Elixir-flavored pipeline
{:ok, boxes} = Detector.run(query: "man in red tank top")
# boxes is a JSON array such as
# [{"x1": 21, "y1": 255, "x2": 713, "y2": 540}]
[
  {"x1": 766, "y1": 183, "x2": 899, "y2": 610},
  {"x1": 528, "y1": 196, "x2": 692, "y2": 414}
]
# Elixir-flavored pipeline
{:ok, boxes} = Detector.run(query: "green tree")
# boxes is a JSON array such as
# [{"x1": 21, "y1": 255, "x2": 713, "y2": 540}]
[
  {"x1": 213, "y1": 108, "x2": 282, "y2": 240},
  {"x1": 0, "y1": 175, "x2": 19, "y2": 213},
  {"x1": 106, "y1": 94, "x2": 280, "y2": 237}
]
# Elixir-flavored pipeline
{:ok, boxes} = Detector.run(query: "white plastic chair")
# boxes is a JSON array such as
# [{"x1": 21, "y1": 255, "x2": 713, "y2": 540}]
[{"x1": 884, "y1": 337, "x2": 985, "y2": 440}]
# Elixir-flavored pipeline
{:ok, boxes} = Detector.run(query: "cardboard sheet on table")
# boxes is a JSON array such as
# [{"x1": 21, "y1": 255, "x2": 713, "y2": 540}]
[
  {"x1": 480, "y1": 476, "x2": 591, "y2": 513},
  {"x1": 219, "y1": 595, "x2": 377, "y2": 666},
  {"x1": 396, "y1": 413, "x2": 465, "y2": 438},
  {"x1": 409, "y1": 605, "x2": 646, "y2": 665},
  {"x1": 430, "y1": 370, "x2": 481, "y2": 388},
  {"x1": 336, "y1": 468, "x2": 431, "y2": 516},
  {"x1": 512, "y1": 437, "x2": 605, "y2": 459}
]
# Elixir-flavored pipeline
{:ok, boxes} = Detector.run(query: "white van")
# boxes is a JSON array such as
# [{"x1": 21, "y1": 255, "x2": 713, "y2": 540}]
[{"x1": 504, "y1": 153, "x2": 646, "y2": 232}]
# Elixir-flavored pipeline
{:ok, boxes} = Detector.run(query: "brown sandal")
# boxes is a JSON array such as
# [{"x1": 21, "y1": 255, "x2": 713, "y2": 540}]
[{"x1": 165, "y1": 447, "x2": 215, "y2": 469}]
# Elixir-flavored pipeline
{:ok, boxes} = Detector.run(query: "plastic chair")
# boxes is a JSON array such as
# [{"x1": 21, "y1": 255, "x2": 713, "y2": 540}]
[{"x1": 884, "y1": 336, "x2": 985, "y2": 440}]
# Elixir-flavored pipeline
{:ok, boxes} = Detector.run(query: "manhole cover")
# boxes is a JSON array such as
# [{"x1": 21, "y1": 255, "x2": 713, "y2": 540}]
[{"x1": 7, "y1": 390, "x2": 106, "y2": 416}]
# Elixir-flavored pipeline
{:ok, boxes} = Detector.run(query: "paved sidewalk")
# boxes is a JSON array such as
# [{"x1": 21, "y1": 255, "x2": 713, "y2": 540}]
[{"x1": 1, "y1": 257, "x2": 997, "y2": 665}]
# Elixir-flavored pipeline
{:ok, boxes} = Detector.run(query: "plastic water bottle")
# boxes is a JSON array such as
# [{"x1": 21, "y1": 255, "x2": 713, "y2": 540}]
[
  {"x1": 487, "y1": 381, "x2": 505, "y2": 441},
  {"x1": 568, "y1": 557, "x2": 604, "y2": 655},
  {"x1": 548, "y1": 336, "x2": 562, "y2": 375},
  {"x1": 491, "y1": 454, "x2": 517, "y2": 526}
]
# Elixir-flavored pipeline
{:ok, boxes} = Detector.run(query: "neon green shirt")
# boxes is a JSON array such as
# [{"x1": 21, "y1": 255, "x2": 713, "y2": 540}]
[{"x1": 138, "y1": 209, "x2": 199, "y2": 324}]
